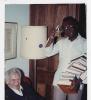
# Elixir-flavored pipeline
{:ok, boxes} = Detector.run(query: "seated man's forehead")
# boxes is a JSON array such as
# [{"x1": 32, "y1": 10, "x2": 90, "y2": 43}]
[{"x1": 10, "y1": 73, "x2": 20, "y2": 79}]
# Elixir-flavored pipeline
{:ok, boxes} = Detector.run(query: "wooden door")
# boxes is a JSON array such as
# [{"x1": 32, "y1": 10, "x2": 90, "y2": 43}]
[{"x1": 29, "y1": 4, "x2": 80, "y2": 100}]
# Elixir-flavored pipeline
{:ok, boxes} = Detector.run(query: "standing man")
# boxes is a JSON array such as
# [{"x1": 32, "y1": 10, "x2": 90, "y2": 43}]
[{"x1": 45, "y1": 16, "x2": 87, "y2": 100}]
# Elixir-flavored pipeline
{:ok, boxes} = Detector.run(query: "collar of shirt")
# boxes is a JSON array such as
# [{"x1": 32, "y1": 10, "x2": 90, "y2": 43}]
[{"x1": 10, "y1": 85, "x2": 23, "y2": 96}]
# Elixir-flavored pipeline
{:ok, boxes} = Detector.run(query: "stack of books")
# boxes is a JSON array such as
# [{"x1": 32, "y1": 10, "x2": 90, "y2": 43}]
[{"x1": 58, "y1": 53, "x2": 87, "y2": 86}]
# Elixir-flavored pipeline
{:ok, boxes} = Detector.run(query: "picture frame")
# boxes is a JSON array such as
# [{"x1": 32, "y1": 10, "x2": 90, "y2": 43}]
[{"x1": 5, "y1": 22, "x2": 18, "y2": 60}]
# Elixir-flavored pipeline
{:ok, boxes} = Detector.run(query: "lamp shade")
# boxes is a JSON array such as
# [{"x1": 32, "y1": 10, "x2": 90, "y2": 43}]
[{"x1": 21, "y1": 26, "x2": 47, "y2": 59}]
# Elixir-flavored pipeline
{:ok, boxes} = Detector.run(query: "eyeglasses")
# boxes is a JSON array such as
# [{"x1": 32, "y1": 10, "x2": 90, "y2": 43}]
[{"x1": 63, "y1": 25, "x2": 75, "y2": 31}]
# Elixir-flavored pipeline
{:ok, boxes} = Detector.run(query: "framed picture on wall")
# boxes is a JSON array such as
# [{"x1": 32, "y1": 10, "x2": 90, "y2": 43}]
[{"x1": 5, "y1": 22, "x2": 18, "y2": 60}]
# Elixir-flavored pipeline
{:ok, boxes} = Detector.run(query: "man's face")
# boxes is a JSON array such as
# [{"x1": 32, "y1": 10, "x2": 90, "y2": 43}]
[
  {"x1": 62, "y1": 20, "x2": 77, "y2": 41},
  {"x1": 8, "y1": 73, "x2": 21, "y2": 90}
]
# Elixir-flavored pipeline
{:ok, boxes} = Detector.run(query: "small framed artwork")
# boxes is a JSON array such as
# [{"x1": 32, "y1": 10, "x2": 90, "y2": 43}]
[{"x1": 5, "y1": 22, "x2": 18, "y2": 60}]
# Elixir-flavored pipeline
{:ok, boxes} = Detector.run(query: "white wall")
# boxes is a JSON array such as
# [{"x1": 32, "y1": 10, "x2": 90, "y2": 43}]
[{"x1": 5, "y1": 4, "x2": 30, "y2": 76}]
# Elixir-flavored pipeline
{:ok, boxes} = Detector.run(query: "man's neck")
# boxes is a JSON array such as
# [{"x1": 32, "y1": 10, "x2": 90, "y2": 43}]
[{"x1": 8, "y1": 85, "x2": 21, "y2": 91}]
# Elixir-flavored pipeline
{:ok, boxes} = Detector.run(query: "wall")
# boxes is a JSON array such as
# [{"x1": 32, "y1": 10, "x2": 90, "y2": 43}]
[{"x1": 5, "y1": 4, "x2": 30, "y2": 76}]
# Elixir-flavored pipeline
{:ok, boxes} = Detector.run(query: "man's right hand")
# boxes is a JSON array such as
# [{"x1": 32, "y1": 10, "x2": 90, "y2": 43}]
[{"x1": 46, "y1": 29, "x2": 55, "y2": 47}]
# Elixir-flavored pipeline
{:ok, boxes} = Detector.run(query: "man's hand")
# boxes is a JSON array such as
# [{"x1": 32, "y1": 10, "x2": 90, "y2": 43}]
[
  {"x1": 46, "y1": 29, "x2": 55, "y2": 47},
  {"x1": 70, "y1": 76, "x2": 82, "y2": 92}
]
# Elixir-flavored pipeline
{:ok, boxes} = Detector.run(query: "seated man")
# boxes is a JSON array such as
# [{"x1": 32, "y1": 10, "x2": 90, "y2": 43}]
[{"x1": 5, "y1": 68, "x2": 45, "y2": 100}]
